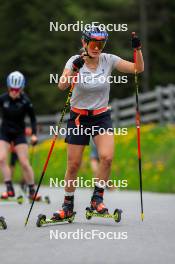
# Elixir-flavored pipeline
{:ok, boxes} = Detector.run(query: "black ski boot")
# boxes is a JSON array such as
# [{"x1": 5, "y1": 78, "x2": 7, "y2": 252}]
[
  {"x1": 53, "y1": 196, "x2": 74, "y2": 220},
  {"x1": 28, "y1": 184, "x2": 41, "y2": 201},
  {"x1": 1, "y1": 181, "x2": 15, "y2": 199},
  {"x1": 90, "y1": 186, "x2": 108, "y2": 214}
]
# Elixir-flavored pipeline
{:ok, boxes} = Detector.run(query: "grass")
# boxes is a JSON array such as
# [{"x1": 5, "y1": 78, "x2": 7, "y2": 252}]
[{"x1": 1, "y1": 124, "x2": 175, "y2": 193}]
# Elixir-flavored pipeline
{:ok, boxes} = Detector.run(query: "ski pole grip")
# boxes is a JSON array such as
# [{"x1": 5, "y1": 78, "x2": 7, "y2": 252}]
[{"x1": 131, "y1": 32, "x2": 137, "y2": 63}]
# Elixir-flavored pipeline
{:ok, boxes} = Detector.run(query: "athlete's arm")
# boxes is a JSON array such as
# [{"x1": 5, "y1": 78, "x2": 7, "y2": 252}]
[
  {"x1": 26, "y1": 100, "x2": 37, "y2": 135},
  {"x1": 58, "y1": 68, "x2": 74, "y2": 91},
  {"x1": 58, "y1": 56, "x2": 84, "y2": 91},
  {"x1": 116, "y1": 50, "x2": 144, "y2": 74},
  {"x1": 0, "y1": 94, "x2": 5, "y2": 107}
]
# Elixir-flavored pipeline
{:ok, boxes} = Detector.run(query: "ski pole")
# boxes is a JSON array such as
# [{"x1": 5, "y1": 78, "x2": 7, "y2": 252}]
[
  {"x1": 25, "y1": 73, "x2": 78, "y2": 226},
  {"x1": 132, "y1": 32, "x2": 144, "y2": 221}
]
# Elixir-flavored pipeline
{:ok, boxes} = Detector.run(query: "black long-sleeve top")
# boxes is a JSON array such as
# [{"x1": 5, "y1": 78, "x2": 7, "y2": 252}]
[{"x1": 0, "y1": 92, "x2": 37, "y2": 135}]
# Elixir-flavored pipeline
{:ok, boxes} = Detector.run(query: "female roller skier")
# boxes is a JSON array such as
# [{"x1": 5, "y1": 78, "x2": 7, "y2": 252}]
[
  {"x1": 52, "y1": 25, "x2": 144, "y2": 220},
  {"x1": 0, "y1": 71, "x2": 41, "y2": 200}
]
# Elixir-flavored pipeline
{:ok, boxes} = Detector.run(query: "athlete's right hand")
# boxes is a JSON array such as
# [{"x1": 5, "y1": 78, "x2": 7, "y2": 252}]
[{"x1": 72, "y1": 56, "x2": 85, "y2": 72}]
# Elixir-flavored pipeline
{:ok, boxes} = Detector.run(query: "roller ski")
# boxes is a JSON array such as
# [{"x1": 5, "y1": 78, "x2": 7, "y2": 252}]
[
  {"x1": 28, "y1": 184, "x2": 51, "y2": 204},
  {"x1": 0, "y1": 217, "x2": 7, "y2": 230},
  {"x1": 36, "y1": 196, "x2": 76, "y2": 227},
  {"x1": 85, "y1": 186, "x2": 122, "y2": 223},
  {"x1": 29, "y1": 194, "x2": 51, "y2": 204},
  {"x1": 0, "y1": 181, "x2": 23, "y2": 204},
  {"x1": 85, "y1": 206, "x2": 122, "y2": 223},
  {"x1": 0, "y1": 191, "x2": 24, "y2": 205}
]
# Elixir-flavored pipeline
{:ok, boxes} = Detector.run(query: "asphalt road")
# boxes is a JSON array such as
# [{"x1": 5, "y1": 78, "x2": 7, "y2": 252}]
[{"x1": 0, "y1": 186, "x2": 174, "y2": 264}]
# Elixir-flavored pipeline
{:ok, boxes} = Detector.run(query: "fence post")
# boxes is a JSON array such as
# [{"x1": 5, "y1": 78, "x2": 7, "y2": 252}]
[
  {"x1": 168, "y1": 85, "x2": 175, "y2": 123},
  {"x1": 111, "y1": 100, "x2": 119, "y2": 127},
  {"x1": 156, "y1": 86, "x2": 164, "y2": 123}
]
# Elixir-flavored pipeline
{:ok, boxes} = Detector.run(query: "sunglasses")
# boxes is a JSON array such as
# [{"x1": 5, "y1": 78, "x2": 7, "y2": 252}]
[
  {"x1": 88, "y1": 40, "x2": 106, "y2": 50},
  {"x1": 9, "y1": 88, "x2": 21, "y2": 94}
]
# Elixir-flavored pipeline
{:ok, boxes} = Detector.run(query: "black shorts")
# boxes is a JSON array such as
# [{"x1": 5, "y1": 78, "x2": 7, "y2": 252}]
[
  {"x1": 65, "y1": 110, "x2": 113, "y2": 146},
  {"x1": 0, "y1": 131, "x2": 27, "y2": 146}
]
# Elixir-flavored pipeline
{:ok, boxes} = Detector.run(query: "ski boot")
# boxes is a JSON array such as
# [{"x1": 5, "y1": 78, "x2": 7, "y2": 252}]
[
  {"x1": 36, "y1": 196, "x2": 76, "y2": 227},
  {"x1": 1, "y1": 190, "x2": 15, "y2": 199},
  {"x1": 29, "y1": 193, "x2": 50, "y2": 204},
  {"x1": 29, "y1": 192, "x2": 42, "y2": 202},
  {"x1": 28, "y1": 184, "x2": 42, "y2": 202},
  {"x1": 28, "y1": 185, "x2": 50, "y2": 204},
  {"x1": 0, "y1": 190, "x2": 23, "y2": 205},
  {"x1": 90, "y1": 191, "x2": 109, "y2": 214},
  {"x1": 1, "y1": 181, "x2": 15, "y2": 199},
  {"x1": 53, "y1": 196, "x2": 74, "y2": 220}
]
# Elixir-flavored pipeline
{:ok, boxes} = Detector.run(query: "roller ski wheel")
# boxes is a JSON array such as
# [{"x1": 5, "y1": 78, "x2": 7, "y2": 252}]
[
  {"x1": 0, "y1": 217, "x2": 7, "y2": 230},
  {"x1": 85, "y1": 207, "x2": 122, "y2": 223},
  {"x1": 113, "y1": 209, "x2": 122, "y2": 223},
  {"x1": 85, "y1": 207, "x2": 93, "y2": 220},
  {"x1": 36, "y1": 214, "x2": 46, "y2": 227},
  {"x1": 44, "y1": 196, "x2": 51, "y2": 204},
  {"x1": 36, "y1": 212, "x2": 76, "y2": 227},
  {"x1": 17, "y1": 195, "x2": 24, "y2": 205}
]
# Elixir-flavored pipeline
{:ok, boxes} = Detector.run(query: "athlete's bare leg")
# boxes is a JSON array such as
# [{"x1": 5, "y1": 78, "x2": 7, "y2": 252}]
[
  {"x1": 15, "y1": 144, "x2": 34, "y2": 185},
  {"x1": 0, "y1": 140, "x2": 11, "y2": 181},
  {"x1": 65, "y1": 144, "x2": 85, "y2": 192}
]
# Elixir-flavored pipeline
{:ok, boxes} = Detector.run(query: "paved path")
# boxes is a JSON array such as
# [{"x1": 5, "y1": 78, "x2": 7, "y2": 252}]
[{"x1": 0, "y1": 186, "x2": 174, "y2": 264}]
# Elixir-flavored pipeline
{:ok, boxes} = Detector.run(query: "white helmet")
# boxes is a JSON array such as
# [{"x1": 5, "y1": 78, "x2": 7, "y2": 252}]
[{"x1": 7, "y1": 71, "x2": 25, "y2": 89}]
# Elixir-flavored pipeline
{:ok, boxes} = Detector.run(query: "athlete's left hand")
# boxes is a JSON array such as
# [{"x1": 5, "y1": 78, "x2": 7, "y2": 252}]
[
  {"x1": 31, "y1": 135, "x2": 38, "y2": 146},
  {"x1": 131, "y1": 33, "x2": 141, "y2": 49}
]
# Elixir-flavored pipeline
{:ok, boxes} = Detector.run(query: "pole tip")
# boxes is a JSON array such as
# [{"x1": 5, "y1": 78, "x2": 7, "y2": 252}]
[{"x1": 141, "y1": 213, "x2": 144, "y2": 221}]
